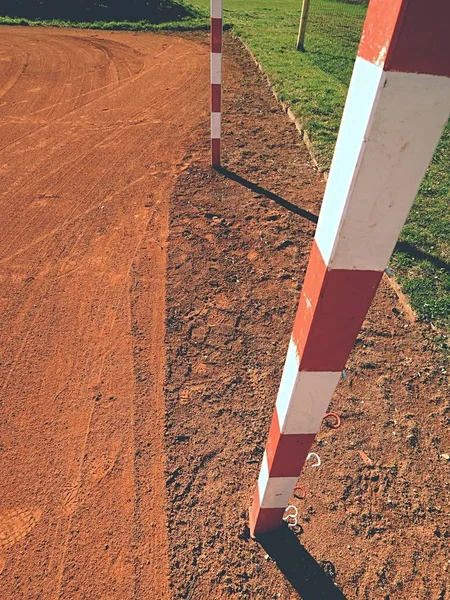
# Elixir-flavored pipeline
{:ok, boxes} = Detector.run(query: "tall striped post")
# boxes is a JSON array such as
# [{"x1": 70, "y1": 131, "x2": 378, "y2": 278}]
[
  {"x1": 250, "y1": 0, "x2": 450, "y2": 537},
  {"x1": 211, "y1": 0, "x2": 223, "y2": 167}
]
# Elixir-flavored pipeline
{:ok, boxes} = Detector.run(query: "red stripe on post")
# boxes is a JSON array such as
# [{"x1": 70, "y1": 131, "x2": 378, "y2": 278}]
[
  {"x1": 266, "y1": 410, "x2": 315, "y2": 478},
  {"x1": 292, "y1": 241, "x2": 383, "y2": 371},
  {"x1": 211, "y1": 18, "x2": 223, "y2": 54},
  {"x1": 359, "y1": 0, "x2": 450, "y2": 77},
  {"x1": 358, "y1": 0, "x2": 402, "y2": 67},
  {"x1": 249, "y1": 488, "x2": 285, "y2": 537},
  {"x1": 211, "y1": 84, "x2": 221, "y2": 113},
  {"x1": 386, "y1": 0, "x2": 450, "y2": 76},
  {"x1": 211, "y1": 138, "x2": 221, "y2": 168}
]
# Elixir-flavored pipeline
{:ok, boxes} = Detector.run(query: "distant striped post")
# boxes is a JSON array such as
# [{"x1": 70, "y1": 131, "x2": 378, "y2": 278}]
[
  {"x1": 211, "y1": 0, "x2": 223, "y2": 167},
  {"x1": 250, "y1": 0, "x2": 450, "y2": 537}
]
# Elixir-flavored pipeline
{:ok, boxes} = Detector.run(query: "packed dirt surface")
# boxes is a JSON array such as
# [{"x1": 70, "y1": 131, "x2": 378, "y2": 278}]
[
  {"x1": 1, "y1": 25, "x2": 449, "y2": 600},
  {"x1": 0, "y1": 27, "x2": 208, "y2": 599},
  {"x1": 165, "y1": 35, "x2": 450, "y2": 600}
]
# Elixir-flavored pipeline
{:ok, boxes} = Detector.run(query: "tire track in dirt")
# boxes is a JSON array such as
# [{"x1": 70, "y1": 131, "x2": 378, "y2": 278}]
[
  {"x1": 0, "y1": 78, "x2": 204, "y2": 396},
  {"x1": 0, "y1": 46, "x2": 193, "y2": 264},
  {"x1": 53, "y1": 198, "x2": 166, "y2": 599},
  {"x1": 0, "y1": 27, "x2": 209, "y2": 599},
  {"x1": 0, "y1": 67, "x2": 195, "y2": 264},
  {"x1": 0, "y1": 37, "x2": 170, "y2": 155}
]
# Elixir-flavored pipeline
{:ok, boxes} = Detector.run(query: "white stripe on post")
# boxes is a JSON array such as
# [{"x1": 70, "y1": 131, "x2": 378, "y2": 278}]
[
  {"x1": 211, "y1": 53, "x2": 222, "y2": 85},
  {"x1": 315, "y1": 61, "x2": 450, "y2": 271},
  {"x1": 250, "y1": 0, "x2": 450, "y2": 538},
  {"x1": 211, "y1": 0, "x2": 223, "y2": 168},
  {"x1": 275, "y1": 361, "x2": 341, "y2": 435},
  {"x1": 211, "y1": 112, "x2": 221, "y2": 139},
  {"x1": 210, "y1": 0, "x2": 222, "y2": 18},
  {"x1": 258, "y1": 455, "x2": 298, "y2": 509}
]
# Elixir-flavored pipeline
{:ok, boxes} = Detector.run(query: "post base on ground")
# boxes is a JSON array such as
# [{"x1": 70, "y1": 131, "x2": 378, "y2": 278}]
[
  {"x1": 249, "y1": 490, "x2": 285, "y2": 538},
  {"x1": 211, "y1": 138, "x2": 221, "y2": 168}
]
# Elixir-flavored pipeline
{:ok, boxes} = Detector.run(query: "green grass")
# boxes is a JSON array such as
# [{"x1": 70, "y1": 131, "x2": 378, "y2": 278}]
[
  {"x1": 1, "y1": 0, "x2": 449, "y2": 342},
  {"x1": 391, "y1": 126, "x2": 450, "y2": 336},
  {"x1": 0, "y1": 14, "x2": 209, "y2": 30},
  {"x1": 0, "y1": 0, "x2": 210, "y2": 31}
]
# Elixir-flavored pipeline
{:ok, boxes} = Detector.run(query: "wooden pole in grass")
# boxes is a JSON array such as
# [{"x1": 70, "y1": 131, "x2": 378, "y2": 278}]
[
  {"x1": 250, "y1": 0, "x2": 450, "y2": 537},
  {"x1": 297, "y1": 0, "x2": 311, "y2": 51}
]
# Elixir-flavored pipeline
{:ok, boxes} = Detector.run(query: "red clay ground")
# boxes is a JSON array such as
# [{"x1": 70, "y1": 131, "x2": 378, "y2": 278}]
[
  {"x1": 1, "y1": 26, "x2": 449, "y2": 600},
  {"x1": 164, "y1": 35, "x2": 450, "y2": 600},
  {"x1": 0, "y1": 27, "x2": 208, "y2": 599}
]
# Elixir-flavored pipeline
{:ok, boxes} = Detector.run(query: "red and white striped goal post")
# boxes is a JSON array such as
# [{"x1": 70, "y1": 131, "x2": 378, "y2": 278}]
[
  {"x1": 250, "y1": 0, "x2": 450, "y2": 537},
  {"x1": 211, "y1": 0, "x2": 223, "y2": 167}
]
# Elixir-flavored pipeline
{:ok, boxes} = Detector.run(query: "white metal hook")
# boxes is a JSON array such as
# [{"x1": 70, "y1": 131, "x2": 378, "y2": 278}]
[
  {"x1": 282, "y1": 505, "x2": 298, "y2": 528},
  {"x1": 306, "y1": 452, "x2": 321, "y2": 467}
]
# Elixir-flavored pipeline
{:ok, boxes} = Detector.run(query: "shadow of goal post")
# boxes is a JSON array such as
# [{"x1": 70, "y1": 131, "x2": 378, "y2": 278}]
[{"x1": 250, "y1": 0, "x2": 450, "y2": 537}]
